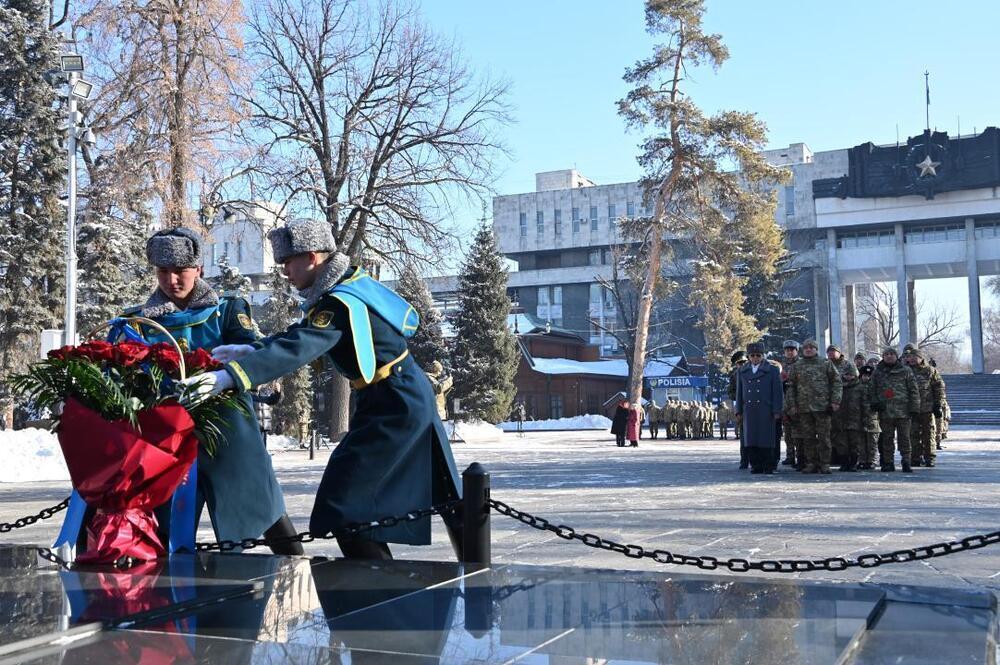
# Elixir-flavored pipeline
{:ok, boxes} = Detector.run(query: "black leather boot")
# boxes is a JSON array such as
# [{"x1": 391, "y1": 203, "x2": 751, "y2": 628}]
[{"x1": 264, "y1": 514, "x2": 305, "y2": 555}]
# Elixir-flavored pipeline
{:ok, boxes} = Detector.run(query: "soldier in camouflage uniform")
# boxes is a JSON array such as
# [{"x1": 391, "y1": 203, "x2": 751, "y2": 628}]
[
  {"x1": 870, "y1": 347, "x2": 920, "y2": 472},
  {"x1": 858, "y1": 365, "x2": 881, "y2": 469},
  {"x1": 780, "y1": 340, "x2": 803, "y2": 468},
  {"x1": 691, "y1": 402, "x2": 704, "y2": 439},
  {"x1": 786, "y1": 339, "x2": 842, "y2": 474},
  {"x1": 904, "y1": 348, "x2": 945, "y2": 467},
  {"x1": 827, "y1": 344, "x2": 860, "y2": 471},
  {"x1": 647, "y1": 401, "x2": 661, "y2": 440},
  {"x1": 706, "y1": 401, "x2": 717, "y2": 438},
  {"x1": 717, "y1": 400, "x2": 732, "y2": 439},
  {"x1": 937, "y1": 398, "x2": 950, "y2": 449}
]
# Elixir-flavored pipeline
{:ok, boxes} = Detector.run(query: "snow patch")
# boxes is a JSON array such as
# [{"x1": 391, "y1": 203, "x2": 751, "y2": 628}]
[
  {"x1": 267, "y1": 435, "x2": 303, "y2": 451},
  {"x1": 0, "y1": 428, "x2": 69, "y2": 483},
  {"x1": 445, "y1": 420, "x2": 506, "y2": 444},
  {"x1": 499, "y1": 414, "x2": 613, "y2": 431}
]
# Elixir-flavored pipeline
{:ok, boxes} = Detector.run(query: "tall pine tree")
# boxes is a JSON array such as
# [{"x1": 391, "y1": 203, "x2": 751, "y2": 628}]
[
  {"x1": 258, "y1": 266, "x2": 312, "y2": 442},
  {"x1": 741, "y1": 249, "x2": 809, "y2": 354},
  {"x1": 450, "y1": 224, "x2": 517, "y2": 423},
  {"x1": 395, "y1": 262, "x2": 447, "y2": 373},
  {"x1": 0, "y1": 0, "x2": 66, "y2": 387}
]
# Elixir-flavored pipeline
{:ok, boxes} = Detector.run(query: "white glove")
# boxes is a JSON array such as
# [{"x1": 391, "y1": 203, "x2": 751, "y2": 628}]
[
  {"x1": 212, "y1": 344, "x2": 256, "y2": 363},
  {"x1": 178, "y1": 370, "x2": 234, "y2": 398}
]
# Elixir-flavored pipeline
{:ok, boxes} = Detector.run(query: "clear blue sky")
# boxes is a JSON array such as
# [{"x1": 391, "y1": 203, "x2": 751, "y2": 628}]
[{"x1": 419, "y1": 0, "x2": 1000, "y2": 350}]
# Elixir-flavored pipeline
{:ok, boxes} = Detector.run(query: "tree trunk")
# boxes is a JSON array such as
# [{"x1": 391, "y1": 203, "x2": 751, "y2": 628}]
[
  {"x1": 628, "y1": 219, "x2": 662, "y2": 406},
  {"x1": 328, "y1": 373, "x2": 351, "y2": 441}
]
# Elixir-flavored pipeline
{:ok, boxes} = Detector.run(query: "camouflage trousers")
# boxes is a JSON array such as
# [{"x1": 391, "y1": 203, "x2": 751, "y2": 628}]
[
  {"x1": 878, "y1": 415, "x2": 911, "y2": 465},
  {"x1": 719, "y1": 420, "x2": 730, "y2": 439},
  {"x1": 861, "y1": 430, "x2": 879, "y2": 466},
  {"x1": 911, "y1": 413, "x2": 937, "y2": 464},
  {"x1": 798, "y1": 412, "x2": 831, "y2": 469},
  {"x1": 842, "y1": 429, "x2": 864, "y2": 461},
  {"x1": 934, "y1": 415, "x2": 946, "y2": 447},
  {"x1": 783, "y1": 418, "x2": 802, "y2": 463}
]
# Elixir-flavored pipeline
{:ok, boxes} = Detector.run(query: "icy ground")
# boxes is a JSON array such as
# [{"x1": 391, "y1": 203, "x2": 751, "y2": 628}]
[{"x1": 3, "y1": 426, "x2": 1000, "y2": 592}]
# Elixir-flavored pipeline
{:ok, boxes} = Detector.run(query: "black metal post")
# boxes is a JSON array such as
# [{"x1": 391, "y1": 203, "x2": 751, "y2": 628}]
[
  {"x1": 309, "y1": 430, "x2": 315, "y2": 460},
  {"x1": 461, "y1": 462, "x2": 490, "y2": 565}
]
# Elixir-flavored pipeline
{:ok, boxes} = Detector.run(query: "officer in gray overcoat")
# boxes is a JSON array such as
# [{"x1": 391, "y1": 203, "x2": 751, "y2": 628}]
[{"x1": 735, "y1": 342, "x2": 784, "y2": 474}]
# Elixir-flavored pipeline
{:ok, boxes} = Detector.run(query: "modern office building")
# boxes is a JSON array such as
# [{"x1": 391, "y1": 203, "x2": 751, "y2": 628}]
[{"x1": 489, "y1": 128, "x2": 1000, "y2": 373}]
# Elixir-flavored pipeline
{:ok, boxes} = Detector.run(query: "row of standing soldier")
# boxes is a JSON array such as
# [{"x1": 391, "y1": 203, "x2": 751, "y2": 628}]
[
  {"x1": 646, "y1": 401, "x2": 719, "y2": 440},
  {"x1": 731, "y1": 339, "x2": 948, "y2": 475}
]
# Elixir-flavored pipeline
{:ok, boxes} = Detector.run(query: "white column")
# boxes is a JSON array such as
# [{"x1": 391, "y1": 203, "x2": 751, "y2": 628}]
[
  {"x1": 895, "y1": 223, "x2": 910, "y2": 348},
  {"x1": 844, "y1": 284, "x2": 856, "y2": 357},
  {"x1": 813, "y1": 269, "x2": 830, "y2": 347},
  {"x1": 827, "y1": 229, "x2": 842, "y2": 347},
  {"x1": 967, "y1": 218, "x2": 985, "y2": 373}
]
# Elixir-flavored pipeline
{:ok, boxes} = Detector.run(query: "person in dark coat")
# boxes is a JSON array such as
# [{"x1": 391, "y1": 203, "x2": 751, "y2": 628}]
[
  {"x1": 610, "y1": 399, "x2": 629, "y2": 447},
  {"x1": 735, "y1": 343, "x2": 784, "y2": 474},
  {"x1": 181, "y1": 220, "x2": 463, "y2": 561}
]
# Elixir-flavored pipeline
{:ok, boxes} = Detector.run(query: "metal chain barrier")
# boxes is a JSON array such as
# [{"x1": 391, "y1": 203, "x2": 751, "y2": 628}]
[
  {"x1": 195, "y1": 500, "x2": 461, "y2": 552},
  {"x1": 488, "y1": 498, "x2": 1000, "y2": 574},
  {"x1": 36, "y1": 546, "x2": 73, "y2": 570},
  {"x1": 0, "y1": 497, "x2": 70, "y2": 533}
]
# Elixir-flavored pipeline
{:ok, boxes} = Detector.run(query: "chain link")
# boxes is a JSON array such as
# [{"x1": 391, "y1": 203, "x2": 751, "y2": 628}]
[
  {"x1": 488, "y1": 498, "x2": 1000, "y2": 574},
  {"x1": 195, "y1": 500, "x2": 460, "y2": 552},
  {"x1": 35, "y1": 546, "x2": 73, "y2": 570},
  {"x1": 0, "y1": 497, "x2": 70, "y2": 533}
]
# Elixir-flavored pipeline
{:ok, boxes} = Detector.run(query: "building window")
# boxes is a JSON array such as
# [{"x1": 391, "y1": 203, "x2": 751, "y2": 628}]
[
  {"x1": 571, "y1": 207, "x2": 579, "y2": 221},
  {"x1": 572, "y1": 217, "x2": 580, "y2": 234},
  {"x1": 519, "y1": 212, "x2": 527, "y2": 237},
  {"x1": 608, "y1": 203, "x2": 616, "y2": 222},
  {"x1": 602, "y1": 248, "x2": 613, "y2": 265},
  {"x1": 236, "y1": 240, "x2": 243, "y2": 263},
  {"x1": 537, "y1": 287, "x2": 549, "y2": 306},
  {"x1": 627, "y1": 201, "x2": 635, "y2": 217},
  {"x1": 589, "y1": 249, "x2": 601, "y2": 266},
  {"x1": 211, "y1": 243, "x2": 218, "y2": 264},
  {"x1": 552, "y1": 285, "x2": 562, "y2": 306},
  {"x1": 589, "y1": 206, "x2": 598, "y2": 231},
  {"x1": 554, "y1": 209, "x2": 562, "y2": 236},
  {"x1": 536, "y1": 210, "x2": 544, "y2": 235},
  {"x1": 223, "y1": 241, "x2": 230, "y2": 258},
  {"x1": 549, "y1": 394, "x2": 564, "y2": 420},
  {"x1": 784, "y1": 185, "x2": 795, "y2": 217},
  {"x1": 904, "y1": 224, "x2": 966, "y2": 244},
  {"x1": 976, "y1": 221, "x2": 1000, "y2": 238}
]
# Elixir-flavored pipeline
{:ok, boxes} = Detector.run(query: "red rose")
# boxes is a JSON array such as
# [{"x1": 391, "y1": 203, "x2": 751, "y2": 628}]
[
  {"x1": 149, "y1": 342, "x2": 182, "y2": 376},
  {"x1": 112, "y1": 342, "x2": 151, "y2": 367},
  {"x1": 184, "y1": 348, "x2": 222, "y2": 374},
  {"x1": 47, "y1": 346, "x2": 74, "y2": 361},
  {"x1": 884, "y1": 388, "x2": 895, "y2": 399},
  {"x1": 75, "y1": 341, "x2": 114, "y2": 363}
]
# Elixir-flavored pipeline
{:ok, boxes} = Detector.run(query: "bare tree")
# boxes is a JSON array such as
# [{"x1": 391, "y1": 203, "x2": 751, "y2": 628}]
[
  {"x1": 855, "y1": 282, "x2": 961, "y2": 352},
  {"x1": 75, "y1": 0, "x2": 249, "y2": 228},
  {"x1": 238, "y1": 0, "x2": 509, "y2": 434}
]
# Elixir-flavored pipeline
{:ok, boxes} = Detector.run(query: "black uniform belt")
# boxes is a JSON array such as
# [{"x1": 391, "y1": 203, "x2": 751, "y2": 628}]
[{"x1": 350, "y1": 350, "x2": 409, "y2": 391}]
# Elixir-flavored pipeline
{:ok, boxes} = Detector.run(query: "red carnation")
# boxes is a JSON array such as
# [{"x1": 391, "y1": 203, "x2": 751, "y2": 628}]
[
  {"x1": 112, "y1": 342, "x2": 151, "y2": 367},
  {"x1": 47, "y1": 346, "x2": 74, "y2": 361},
  {"x1": 884, "y1": 388, "x2": 895, "y2": 399},
  {"x1": 149, "y1": 342, "x2": 182, "y2": 376},
  {"x1": 184, "y1": 348, "x2": 222, "y2": 374},
  {"x1": 75, "y1": 341, "x2": 114, "y2": 363}
]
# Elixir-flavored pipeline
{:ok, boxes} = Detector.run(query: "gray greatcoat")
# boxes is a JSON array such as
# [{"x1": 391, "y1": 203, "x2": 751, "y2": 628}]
[{"x1": 735, "y1": 361, "x2": 784, "y2": 449}]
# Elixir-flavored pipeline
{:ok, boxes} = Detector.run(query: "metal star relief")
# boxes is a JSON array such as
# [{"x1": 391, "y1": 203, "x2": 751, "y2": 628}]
[{"x1": 915, "y1": 154, "x2": 941, "y2": 177}]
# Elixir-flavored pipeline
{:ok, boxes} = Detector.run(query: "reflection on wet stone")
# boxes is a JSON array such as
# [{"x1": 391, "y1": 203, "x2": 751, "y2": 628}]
[{"x1": 0, "y1": 546, "x2": 996, "y2": 664}]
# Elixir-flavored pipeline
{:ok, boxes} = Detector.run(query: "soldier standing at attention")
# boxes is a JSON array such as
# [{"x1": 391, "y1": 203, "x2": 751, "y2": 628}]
[
  {"x1": 648, "y1": 400, "x2": 661, "y2": 439},
  {"x1": 729, "y1": 351, "x2": 748, "y2": 467},
  {"x1": 858, "y1": 365, "x2": 881, "y2": 470},
  {"x1": 937, "y1": 398, "x2": 951, "y2": 449},
  {"x1": 182, "y1": 219, "x2": 464, "y2": 560},
  {"x1": 666, "y1": 399, "x2": 679, "y2": 439},
  {"x1": 717, "y1": 400, "x2": 732, "y2": 439},
  {"x1": 780, "y1": 340, "x2": 802, "y2": 468},
  {"x1": 870, "y1": 347, "x2": 920, "y2": 473},
  {"x1": 786, "y1": 339, "x2": 842, "y2": 474},
  {"x1": 827, "y1": 344, "x2": 860, "y2": 471},
  {"x1": 854, "y1": 352, "x2": 867, "y2": 372},
  {"x1": 904, "y1": 348, "x2": 944, "y2": 467}
]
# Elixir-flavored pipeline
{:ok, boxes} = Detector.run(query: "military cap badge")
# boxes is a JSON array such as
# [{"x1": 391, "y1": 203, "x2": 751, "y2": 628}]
[{"x1": 237, "y1": 312, "x2": 253, "y2": 330}]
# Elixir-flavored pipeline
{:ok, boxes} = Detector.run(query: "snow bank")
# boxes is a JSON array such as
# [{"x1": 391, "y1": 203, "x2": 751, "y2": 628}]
[
  {"x1": 0, "y1": 428, "x2": 69, "y2": 483},
  {"x1": 445, "y1": 420, "x2": 506, "y2": 444},
  {"x1": 267, "y1": 435, "x2": 303, "y2": 451},
  {"x1": 499, "y1": 414, "x2": 613, "y2": 431}
]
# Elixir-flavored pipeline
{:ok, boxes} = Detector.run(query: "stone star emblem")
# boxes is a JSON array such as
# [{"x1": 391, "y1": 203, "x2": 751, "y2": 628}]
[{"x1": 915, "y1": 154, "x2": 940, "y2": 178}]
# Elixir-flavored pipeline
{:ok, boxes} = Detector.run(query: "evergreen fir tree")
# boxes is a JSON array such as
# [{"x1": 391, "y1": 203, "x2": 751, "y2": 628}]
[
  {"x1": 0, "y1": 0, "x2": 66, "y2": 386},
  {"x1": 212, "y1": 255, "x2": 251, "y2": 297},
  {"x1": 394, "y1": 262, "x2": 448, "y2": 373},
  {"x1": 741, "y1": 250, "x2": 809, "y2": 354},
  {"x1": 258, "y1": 266, "x2": 312, "y2": 442},
  {"x1": 450, "y1": 224, "x2": 518, "y2": 423}
]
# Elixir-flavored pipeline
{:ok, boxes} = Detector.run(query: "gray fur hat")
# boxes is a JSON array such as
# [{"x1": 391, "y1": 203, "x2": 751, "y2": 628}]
[
  {"x1": 268, "y1": 219, "x2": 336, "y2": 264},
  {"x1": 146, "y1": 227, "x2": 203, "y2": 268},
  {"x1": 782, "y1": 339, "x2": 800, "y2": 350}
]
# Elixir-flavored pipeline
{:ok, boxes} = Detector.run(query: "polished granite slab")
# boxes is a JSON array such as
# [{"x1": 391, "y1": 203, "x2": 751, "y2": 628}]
[{"x1": 1, "y1": 544, "x2": 996, "y2": 664}]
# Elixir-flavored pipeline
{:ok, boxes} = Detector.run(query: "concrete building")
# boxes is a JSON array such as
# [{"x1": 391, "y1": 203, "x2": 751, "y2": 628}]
[
  {"x1": 203, "y1": 202, "x2": 282, "y2": 306},
  {"x1": 488, "y1": 127, "x2": 1000, "y2": 373}
]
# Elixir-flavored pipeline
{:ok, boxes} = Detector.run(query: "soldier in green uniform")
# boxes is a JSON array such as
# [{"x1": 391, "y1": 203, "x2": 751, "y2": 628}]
[
  {"x1": 858, "y1": 365, "x2": 881, "y2": 469},
  {"x1": 870, "y1": 347, "x2": 920, "y2": 472},
  {"x1": 827, "y1": 344, "x2": 860, "y2": 471},
  {"x1": 729, "y1": 351, "x2": 748, "y2": 467},
  {"x1": 937, "y1": 398, "x2": 950, "y2": 449},
  {"x1": 666, "y1": 399, "x2": 679, "y2": 439},
  {"x1": 717, "y1": 400, "x2": 732, "y2": 439},
  {"x1": 786, "y1": 339, "x2": 842, "y2": 474},
  {"x1": 780, "y1": 340, "x2": 802, "y2": 468},
  {"x1": 182, "y1": 219, "x2": 463, "y2": 560},
  {"x1": 904, "y1": 348, "x2": 945, "y2": 467},
  {"x1": 691, "y1": 402, "x2": 704, "y2": 440},
  {"x1": 647, "y1": 400, "x2": 661, "y2": 439}
]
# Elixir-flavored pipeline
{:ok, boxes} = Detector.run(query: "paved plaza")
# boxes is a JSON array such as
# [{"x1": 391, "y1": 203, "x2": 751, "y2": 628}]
[{"x1": 3, "y1": 426, "x2": 1000, "y2": 592}]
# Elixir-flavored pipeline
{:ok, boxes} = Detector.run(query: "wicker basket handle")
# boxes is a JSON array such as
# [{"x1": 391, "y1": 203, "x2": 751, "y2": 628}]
[{"x1": 85, "y1": 317, "x2": 187, "y2": 381}]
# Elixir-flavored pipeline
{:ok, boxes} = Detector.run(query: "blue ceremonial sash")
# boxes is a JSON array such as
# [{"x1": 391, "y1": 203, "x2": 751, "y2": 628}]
[{"x1": 53, "y1": 317, "x2": 198, "y2": 554}]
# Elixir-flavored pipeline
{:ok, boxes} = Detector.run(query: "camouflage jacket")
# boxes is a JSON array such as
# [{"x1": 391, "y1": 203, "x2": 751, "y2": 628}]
[
  {"x1": 716, "y1": 402, "x2": 731, "y2": 421},
  {"x1": 860, "y1": 382, "x2": 881, "y2": 432},
  {"x1": 831, "y1": 357, "x2": 859, "y2": 394},
  {"x1": 787, "y1": 355, "x2": 843, "y2": 413},
  {"x1": 910, "y1": 364, "x2": 945, "y2": 413},
  {"x1": 842, "y1": 373, "x2": 866, "y2": 430},
  {"x1": 780, "y1": 355, "x2": 797, "y2": 416},
  {"x1": 869, "y1": 361, "x2": 919, "y2": 418}
]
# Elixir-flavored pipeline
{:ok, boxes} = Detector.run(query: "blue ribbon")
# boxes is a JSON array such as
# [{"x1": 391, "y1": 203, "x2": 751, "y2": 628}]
[{"x1": 53, "y1": 317, "x2": 199, "y2": 553}]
